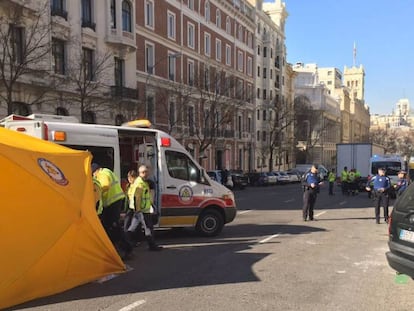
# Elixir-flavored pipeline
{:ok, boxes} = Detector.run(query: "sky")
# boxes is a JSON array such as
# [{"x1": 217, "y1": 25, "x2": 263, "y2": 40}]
[{"x1": 280, "y1": 0, "x2": 414, "y2": 115}]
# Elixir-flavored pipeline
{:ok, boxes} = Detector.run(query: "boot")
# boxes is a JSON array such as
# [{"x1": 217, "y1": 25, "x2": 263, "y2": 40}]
[{"x1": 146, "y1": 235, "x2": 163, "y2": 251}]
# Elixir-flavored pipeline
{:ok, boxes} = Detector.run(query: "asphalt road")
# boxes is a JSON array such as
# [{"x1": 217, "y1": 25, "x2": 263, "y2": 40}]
[{"x1": 8, "y1": 183, "x2": 414, "y2": 311}]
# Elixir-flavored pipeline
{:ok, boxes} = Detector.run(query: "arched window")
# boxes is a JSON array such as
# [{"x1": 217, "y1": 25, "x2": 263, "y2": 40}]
[
  {"x1": 12, "y1": 102, "x2": 31, "y2": 116},
  {"x1": 115, "y1": 114, "x2": 126, "y2": 126},
  {"x1": 82, "y1": 111, "x2": 96, "y2": 124},
  {"x1": 226, "y1": 16, "x2": 231, "y2": 34},
  {"x1": 205, "y1": 1, "x2": 210, "y2": 22},
  {"x1": 215, "y1": 9, "x2": 221, "y2": 28},
  {"x1": 56, "y1": 107, "x2": 69, "y2": 116},
  {"x1": 122, "y1": 0, "x2": 132, "y2": 32}
]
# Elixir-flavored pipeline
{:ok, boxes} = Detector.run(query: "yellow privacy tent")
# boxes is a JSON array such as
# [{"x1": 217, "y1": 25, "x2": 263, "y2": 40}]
[{"x1": 0, "y1": 127, "x2": 125, "y2": 309}]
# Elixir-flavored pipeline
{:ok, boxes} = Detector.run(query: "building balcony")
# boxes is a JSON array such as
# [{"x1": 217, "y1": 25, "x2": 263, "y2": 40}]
[
  {"x1": 110, "y1": 86, "x2": 139, "y2": 100},
  {"x1": 105, "y1": 29, "x2": 136, "y2": 52},
  {"x1": 81, "y1": 20, "x2": 96, "y2": 31},
  {"x1": 51, "y1": 8, "x2": 68, "y2": 20}
]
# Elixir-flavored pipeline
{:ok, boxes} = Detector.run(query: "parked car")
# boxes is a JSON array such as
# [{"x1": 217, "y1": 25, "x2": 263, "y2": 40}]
[
  {"x1": 273, "y1": 171, "x2": 290, "y2": 184},
  {"x1": 286, "y1": 170, "x2": 301, "y2": 183},
  {"x1": 386, "y1": 183, "x2": 414, "y2": 278},
  {"x1": 247, "y1": 172, "x2": 268, "y2": 186},
  {"x1": 229, "y1": 170, "x2": 249, "y2": 190},
  {"x1": 266, "y1": 172, "x2": 278, "y2": 185}
]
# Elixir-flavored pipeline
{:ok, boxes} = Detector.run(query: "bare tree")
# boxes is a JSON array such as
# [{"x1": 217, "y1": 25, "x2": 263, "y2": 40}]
[
  {"x1": 0, "y1": 2, "x2": 53, "y2": 115},
  {"x1": 294, "y1": 95, "x2": 329, "y2": 164},
  {"x1": 63, "y1": 46, "x2": 113, "y2": 123},
  {"x1": 191, "y1": 68, "x2": 250, "y2": 163},
  {"x1": 264, "y1": 97, "x2": 295, "y2": 171}
]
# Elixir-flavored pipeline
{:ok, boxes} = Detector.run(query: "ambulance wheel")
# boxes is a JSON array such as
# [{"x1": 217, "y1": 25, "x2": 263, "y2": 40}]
[{"x1": 196, "y1": 209, "x2": 224, "y2": 237}]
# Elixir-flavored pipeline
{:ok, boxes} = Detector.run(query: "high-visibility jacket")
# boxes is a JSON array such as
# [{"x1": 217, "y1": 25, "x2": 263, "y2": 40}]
[
  {"x1": 341, "y1": 170, "x2": 348, "y2": 183},
  {"x1": 95, "y1": 168, "x2": 125, "y2": 207},
  {"x1": 328, "y1": 172, "x2": 336, "y2": 182},
  {"x1": 93, "y1": 177, "x2": 103, "y2": 215},
  {"x1": 132, "y1": 176, "x2": 152, "y2": 213},
  {"x1": 348, "y1": 171, "x2": 356, "y2": 182}
]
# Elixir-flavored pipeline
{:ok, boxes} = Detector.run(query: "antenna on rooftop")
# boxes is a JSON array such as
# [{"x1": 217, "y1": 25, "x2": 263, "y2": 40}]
[{"x1": 353, "y1": 42, "x2": 357, "y2": 67}]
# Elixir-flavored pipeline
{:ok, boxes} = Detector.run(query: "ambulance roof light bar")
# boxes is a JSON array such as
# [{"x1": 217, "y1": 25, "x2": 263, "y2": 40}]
[{"x1": 122, "y1": 119, "x2": 152, "y2": 128}]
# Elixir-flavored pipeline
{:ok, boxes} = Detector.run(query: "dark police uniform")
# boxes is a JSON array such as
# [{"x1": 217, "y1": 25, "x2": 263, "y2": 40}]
[
  {"x1": 370, "y1": 172, "x2": 391, "y2": 224},
  {"x1": 302, "y1": 171, "x2": 321, "y2": 221}
]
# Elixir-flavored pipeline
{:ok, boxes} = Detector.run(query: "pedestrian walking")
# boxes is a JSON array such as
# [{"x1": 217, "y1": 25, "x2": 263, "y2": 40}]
[
  {"x1": 302, "y1": 164, "x2": 324, "y2": 221},
  {"x1": 127, "y1": 164, "x2": 162, "y2": 251},
  {"x1": 328, "y1": 168, "x2": 336, "y2": 195},
  {"x1": 92, "y1": 163, "x2": 133, "y2": 259},
  {"x1": 366, "y1": 167, "x2": 391, "y2": 224}
]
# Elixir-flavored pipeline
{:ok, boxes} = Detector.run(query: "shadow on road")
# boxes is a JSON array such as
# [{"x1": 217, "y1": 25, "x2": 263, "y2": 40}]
[{"x1": 8, "y1": 223, "x2": 326, "y2": 310}]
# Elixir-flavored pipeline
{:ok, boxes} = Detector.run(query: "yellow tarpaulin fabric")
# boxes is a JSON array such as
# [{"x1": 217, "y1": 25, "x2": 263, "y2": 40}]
[{"x1": 0, "y1": 127, "x2": 126, "y2": 309}]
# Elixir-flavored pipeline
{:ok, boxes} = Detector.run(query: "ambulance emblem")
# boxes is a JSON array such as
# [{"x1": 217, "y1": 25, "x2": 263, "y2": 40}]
[
  {"x1": 38, "y1": 158, "x2": 69, "y2": 186},
  {"x1": 178, "y1": 185, "x2": 193, "y2": 203}
]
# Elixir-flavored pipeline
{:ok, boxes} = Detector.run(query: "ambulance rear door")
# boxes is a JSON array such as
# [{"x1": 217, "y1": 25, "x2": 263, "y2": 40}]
[{"x1": 5, "y1": 120, "x2": 46, "y2": 139}]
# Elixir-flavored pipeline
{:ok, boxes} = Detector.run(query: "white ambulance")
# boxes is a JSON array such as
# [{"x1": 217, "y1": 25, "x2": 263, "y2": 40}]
[{"x1": 2, "y1": 114, "x2": 236, "y2": 236}]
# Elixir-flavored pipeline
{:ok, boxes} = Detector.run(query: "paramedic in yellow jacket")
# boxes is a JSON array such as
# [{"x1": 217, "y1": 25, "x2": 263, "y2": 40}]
[
  {"x1": 93, "y1": 177, "x2": 103, "y2": 216},
  {"x1": 126, "y1": 165, "x2": 162, "y2": 251},
  {"x1": 92, "y1": 163, "x2": 133, "y2": 259}
]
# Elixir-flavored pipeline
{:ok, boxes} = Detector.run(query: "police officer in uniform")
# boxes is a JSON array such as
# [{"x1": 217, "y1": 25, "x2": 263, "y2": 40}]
[
  {"x1": 302, "y1": 164, "x2": 323, "y2": 221},
  {"x1": 366, "y1": 167, "x2": 391, "y2": 224}
]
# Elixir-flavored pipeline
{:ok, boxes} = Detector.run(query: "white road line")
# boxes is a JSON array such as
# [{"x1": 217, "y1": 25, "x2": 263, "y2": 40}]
[
  {"x1": 315, "y1": 211, "x2": 327, "y2": 217},
  {"x1": 284, "y1": 199, "x2": 295, "y2": 203},
  {"x1": 119, "y1": 300, "x2": 146, "y2": 311},
  {"x1": 239, "y1": 210, "x2": 252, "y2": 215},
  {"x1": 259, "y1": 233, "x2": 280, "y2": 244},
  {"x1": 339, "y1": 201, "x2": 347, "y2": 205}
]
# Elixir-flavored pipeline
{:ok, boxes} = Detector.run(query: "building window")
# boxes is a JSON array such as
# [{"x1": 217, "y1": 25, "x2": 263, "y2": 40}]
[
  {"x1": 226, "y1": 16, "x2": 231, "y2": 34},
  {"x1": 10, "y1": 25, "x2": 25, "y2": 64},
  {"x1": 215, "y1": 39, "x2": 221, "y2": 61},
  {"x1": 81, "y1": 0, "x2": 95, "y2": 30},
  {"x1": 56, "y1": 107, "x2": 69, "y2": 116},
  {"x1": 204, "y1": 66, "x2": 210, "y2": 91},
  {"x1": 145, "y1": 0, "x2": 154, "y2": 28},
  {"x1": 83, "y1": 111, "x2": 96, "y2": 124},
  {"x1": 257, "y1": 45, "x2": 260, "y2": 55},
  {"x1": 122, "y1": 0, "x2": 132, "y2": 32},
  {"x1": 167, "y1": 11, "x2": 176, "y2": 39},
  {"x1": 216, "y1": 9, "x2": 221, "y2": 28},
  {"x1": 225, "y1": 44, "x2": 231, "y2": 66},
  {"x1": 263, "y1": 47, "x2": 267, "y2": 58},
  {"x1": 187, "y1": 60, "x2": 194, "y2": 86},
  {"x1": 52, "y1": 38, "x2": 65, "y2": 75},
  {"x1": 168, "y1": 53, "x2": 177, "y2": 81},
  {"x1": 263, "y1": 67, "x2": 266, "y2": 79},
  {"x1": 188, "y1": 106, "x2": 194, "y2": 134},
  {"x1": 82, "y1": 47, "x2": 94, "y2": 81},
  {"x1": 237, "y1": 51, "x2": 243, "y2": 71},
  {"x1": 188, "y1": 0, "x2": 194, "y2": 10},
  {"x1": 238, "y1": 25, "x2": 243, "y2": 41},
  {"x1": 51, "y1": 0, "x2": 68, "y2": 20},
  {"x1": 115, "y1": 114, "x2": 126, "y2": 126},
  {"x1": 114, "y1": 57, "x2": 124, "y2": 86},
  {"x1": 204, "y1": 33, "x2": 211, "y2": 56},
  {"x1": 12, "y1": 102, "x2": 31, "y2": 116},
  {"x1": 110, "y1": 0, "x2": 116, "y2": 28},
  {"x1": 187, "y1": 23, "x2": 195, "y2": 49},
  {"x1": 247, "y1": 57, "x2": 252, "y2": 76},
  {"x1": 145, "y1": 44, "x2": 154, "y2": 73},
  {"x1": 205, "y1": 1, "x2": 210, "y2": 22}
]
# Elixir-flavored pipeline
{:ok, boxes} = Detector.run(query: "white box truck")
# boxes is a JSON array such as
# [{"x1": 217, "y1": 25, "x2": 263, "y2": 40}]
[{"x1": 336, "y1": 143, "x2": 385, "y2": 179}]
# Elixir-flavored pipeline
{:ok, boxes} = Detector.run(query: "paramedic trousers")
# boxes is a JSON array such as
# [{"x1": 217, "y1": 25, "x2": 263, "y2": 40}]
[
  {"x1": 303, "y1": 188, "x2": 317, "y2": 221},
  {"x1": 101, "y1": 199, "x2": 132, "y2": 254},
  {"x1": 374, "y1": 191, "x2": 389, "y2": 223}
]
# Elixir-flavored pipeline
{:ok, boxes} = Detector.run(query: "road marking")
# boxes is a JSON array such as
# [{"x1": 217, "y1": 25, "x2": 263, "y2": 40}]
[
  {"x1": 339, "y1": 201, "x2": 347, "y2": 205},
  {"x1": 259, "y1": 233, "x2": 280, "y2": 244},
  {"x1": 315, "y1": 211, "x2": 327, "y2": 217},
  {"x1": 239, "y1": 210, "x2": 251, "y2": 215},
  {"x1": 119, "y1": 300, "x2": 146, "y2": 311},
  {"x1": 284, "y1": 199, "x2": 295, "y2": 203}
]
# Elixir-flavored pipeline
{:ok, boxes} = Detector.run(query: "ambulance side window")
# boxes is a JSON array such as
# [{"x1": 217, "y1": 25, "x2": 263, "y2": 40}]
[
  {"x1": 166, "y1": 150, "x2": 203, "y2": 183},
  {"x1": 65, "y1": 145, "x2": 114, "y2": 171}
]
